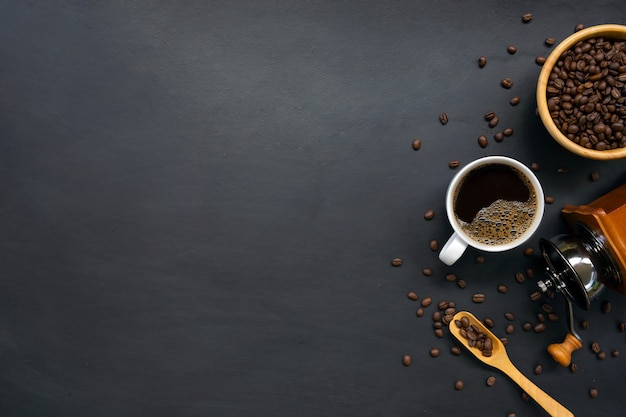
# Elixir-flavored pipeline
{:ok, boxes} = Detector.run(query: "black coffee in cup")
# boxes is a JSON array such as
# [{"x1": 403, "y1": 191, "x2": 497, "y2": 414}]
[{"x1": 453, "y1": 164, "x2": 538, "y2": 246}]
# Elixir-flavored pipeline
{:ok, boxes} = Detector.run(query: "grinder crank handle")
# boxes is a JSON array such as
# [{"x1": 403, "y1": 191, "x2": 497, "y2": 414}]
[{"x1": 547, "y1": 299, "x2": 583, "y2": 367}]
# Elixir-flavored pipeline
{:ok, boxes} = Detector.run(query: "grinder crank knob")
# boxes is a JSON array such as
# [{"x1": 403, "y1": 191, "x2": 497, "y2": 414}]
[{"x1": 547, "y1": 333, "x2": 582, "y2": 367}]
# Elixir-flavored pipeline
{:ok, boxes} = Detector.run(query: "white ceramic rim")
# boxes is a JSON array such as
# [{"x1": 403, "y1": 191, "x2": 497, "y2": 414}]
[{"x1": 445, "y1": 156, "x2": 545, "y2": 252}]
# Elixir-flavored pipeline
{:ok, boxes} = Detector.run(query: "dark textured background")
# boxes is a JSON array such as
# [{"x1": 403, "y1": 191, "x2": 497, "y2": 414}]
[{"x1": 1, "y1": 1, "x2": 626, "y2": 416}]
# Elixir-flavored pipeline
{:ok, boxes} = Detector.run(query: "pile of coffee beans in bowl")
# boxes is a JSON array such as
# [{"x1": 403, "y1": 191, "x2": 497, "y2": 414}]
[{"x1": 546, "y1": 37, "x2": 626, "y2": 150}]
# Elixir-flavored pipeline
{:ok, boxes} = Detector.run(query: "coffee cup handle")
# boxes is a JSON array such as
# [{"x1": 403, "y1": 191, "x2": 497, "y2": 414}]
[{"x1": 439, "y1": 233, "x2": 468, "y2": 266}]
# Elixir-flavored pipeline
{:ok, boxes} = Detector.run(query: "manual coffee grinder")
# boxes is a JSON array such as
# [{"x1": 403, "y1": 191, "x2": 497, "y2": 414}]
[{"x1": 536, "y1": 182, "x2": 626, "y2": 366}]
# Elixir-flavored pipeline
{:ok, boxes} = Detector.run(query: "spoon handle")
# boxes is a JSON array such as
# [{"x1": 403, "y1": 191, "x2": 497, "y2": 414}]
[{"x1": 504, "y1": 362, "x2": 574, "y2": 417}]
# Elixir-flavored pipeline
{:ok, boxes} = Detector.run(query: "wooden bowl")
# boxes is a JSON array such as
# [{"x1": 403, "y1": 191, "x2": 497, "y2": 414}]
[{"x1": 536, "y1": 24, "x2": 626, "y2": 160}]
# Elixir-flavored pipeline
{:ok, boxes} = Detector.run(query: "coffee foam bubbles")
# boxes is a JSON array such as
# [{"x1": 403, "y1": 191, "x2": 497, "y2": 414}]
[{"x1": 457, "y1": 197, "x2": 537, "y2": 246}]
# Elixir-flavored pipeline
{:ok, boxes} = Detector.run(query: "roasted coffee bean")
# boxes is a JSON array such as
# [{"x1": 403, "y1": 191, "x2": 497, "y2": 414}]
[
  {"x1": 434, "y1": 328, "x2": 444, "y2": 338},
  {"x1": 530, "y1": 162, "x2": 540, "y2": 171},
  {"x1": 591, "y1": 342, "x2": 601, "y2": 353},
  {"x1": 475, "y1": 255, "x2": 485, "y2": 264},
  {"x1": 489, "y1": 116, "x2": 500, "y2": 128},
  {"x1": 526, "y1": 268, "x2": 535, "y2": 279},
  {"x1": 422, "y1": 268, "x2": 433, "y2": 276},
  {"x1": 523, "y1": 247, "x2": 534, "y2": 256},
  {"x1": 438, "y1": 300, "x2": 449, "y2": 310},
  {"x1": 497, "y1": 284, "x2": 508, "y2": 294},
  {"x1": 478, "y1": 56, "x2": 487, "y2": 68},
  {"x1": 484, "y1": 111, "x2": 496, "y2": 121},
  {"x1": 557, "y1": 167, "x2": 569, "y2": 173},
  {"x1": 612, "y1": 350, "x2": 619, "y2": 358},
  {"x1": 522, "y1": 322, "x2": 533, "y2": 331},
  {"x1": 537, "y1": 313, "x2": 545, "y2": 323},
  {"x1": 483, "y1": 317, "x2": 494, "y2": 328},
  {"x1": 530, "y1": 291, "x2": 542, "y2": 301},
  {"x1": 445, "y1": 273, "x2": 457, "y2": 282},
  {"x1": 545, "y1": 196, "x2": 555, "y2": 204},
  {"x1": 457, "y1": 279, "x2": 467, "y2": 289},
  {"x1": 477, "y1": 134, "x2": 489, "y2": 148},
  {"x1": 515, "y1": 272, "x2": 526, "y2": 283},
  {"x1": 501, "y1": 78, "x2": 513, "y2": 89},
  {"x1": 439, "y1": 112, "x2": 449, "y2": 125},
  {"x1": 507, "y1": 45, "x2": 517, "y2": 54},
  {"x1": 521, "y1": 391, "x2": 530, "y2": 402},
  {"x1": 545, "y1": 37, "x2": 556, "y2": 46},
  {"x1": 534, "y1": 323, "x2": 547, "y2": 333},
  {"x1": 548, "y1": 312, "x2": 559, "y2": 322},
  {"x1": 432, "y1": 311, "x2": 441, "y2": 322},
  {"x1": 472, "y1": 293, "x2": 486, "y2": 303},
  {"x1": 424, "y1": 209, "x2": 435, "y2": 220},
  {"x1": 411, "y1": 138, "x2": 422, "y2": 151},
  {"x1": 597, "y1": 351, "x2": 606, "y2": 360},
  {"x1": 534, "y1": 363, "x2": 543, "y2": 375},
  {"x1": 391, "y1": 258, "x2": 403, "y2": 267},
  {"x1": 580, "y1": 319, "x2": 589, "y2": 330},
  {"x1": 402, "y1": 354, "x2": 412, "y2": 366},
  {"x1": 590, "y1": 171, "x2": 600, "y2": 182},
  {"x1": 448, "y1": 160, "x2": 460, "y2": 169},
  {"x1": 510, "y1": 96, "x2": 521, "y2": 106},
  {"x1": 619, "y1": 322, "x2": 626, "y2": 332},
  {"x1": 504, "y1": 312, "x2": 515, "y2": 321},
  {"x1": 570, "y1": 362, "x2": 578, "y2": 372},
  {"x1": 421, "y1": 297, "x2": 432, "y2": 307},
  {"x1": 500, "y1": 337, "x2": 508, "y2": 346},
  {"x1": 601, "y1": 300, "x2": 611, "y2": 313},
  {"x1": 444, "y1": 307, "x2": 456, "y2": 317},
  {"x1": 541, "y1": 303, "x2": 553, "y2": 314},
  {"x1": 494, "y1": 131, "x2": 504, "y2": 142},
  {"x1": 430, "y1": 347, "x2": 441, "y2": 357},
  {"x1": 450, "y1": 346, "x2": 462, "y2": 355},
  {"x1": 522, "y1": 13, "x2": 533, "y2": 23},
  {"x1": 416, "y1": 308, "x2": 424, "y2": 317},
  {"x1": 507, "y1": 413, "x2": 517, "y2": 417},
  {"x1": 589, "y1": 388, "x2": 598, "y2": 398},
  {"x1": 503, "y1": 127, "x2": 514, "y2": 137},
  {"x1": 429, "y1": 240, "x2": 438, "y2": 251},
  {"x1": 535, "y1": 56, "x2": 546, "y2": 65},
  {"x1": 505, "y1": 324, "x2": 515, "y2": 334},
  {"x1": 454, "y1": 380, "x2": 464, "y2": 391},
  {"x1": 486, "y1": 376, "x2": 496, "y2": 387},
  {"x1": 407, "y1": 292, "x2": 418, "y2": 301},
  {"x1": 575, "y1": 23, "x2": 584, "y2": 32}
]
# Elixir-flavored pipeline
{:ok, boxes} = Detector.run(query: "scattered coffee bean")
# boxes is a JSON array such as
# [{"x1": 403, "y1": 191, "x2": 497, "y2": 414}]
[
  {"x1": 507, "y1": 413, "x2": 517, "y2": 417},
  {"x1": 580, "y1": 319, "x2": 589, "y2": 330},
  {"x1": 526, "y1": 268, "x2": 535, "y2": 279},
  {"x1": 541, "y1": 303, "x2": 554, "y2": 313},
  {"x1": 530, "y1": 162, "x2": 541, "y2": 171},
  {"x1": 424, "y1": 209, "x2": 435, "y2": 220},
  {"x1": 486, "y1": 376, "x2": 496, "y2": 387},
  {"x1": 548, "y1": 312, "x2": 559, "y2": 322},
  {"x1": 545, "y1": 196, "x2": 554, "y2": 204},
  {"x1": 494, "y1": 131, "x2": 504, "y2": 142},
  {"x1": 514, "y1": 272, "x2": 526, "y2": 284},
  {"x1": 423, "y1": 268, "x2": 433, "y2": 276},
  {"x1": 523, "y1": 247, "x2": 534, "y2": 256},
  {"x1": 522, "y1": 13, "x2": 533, "y2": 23},
  {"x1": 429, "y1": 240, "x2": 438, "y2": 251},
  {"x1": 416, "y1": 308, "x2": 424, "y2": 317},
  {"x1": 432, "y1": 311, "x2": 441, "y2": 322},
  {"x1": 439, "y1": 112, "x2": 449, "y2": 125},
  {"x1": 411, "y1": 138, "x2": 422, "y2": 151},
  {"x1": 530, "y1": 291, "x2": 542, "y2": 301},
  {"x1": 484, "y1": 111, "x2": 496, "y2": 121},
  {"x1": 522, "y1": 322, "x2": 533, "y2": 331},
  {"x1": 601, "y1": 300, "x2": 611, "y2": 314},
  {"x1": 505, "y1": 312, "x2": 515, "y2": 321},
  {"x1": 454, "y1": 380, "x2": 464, "y2": 391},
  {"x1": 574, "y1": 23, "x2": 584, "y2": 32},
  {"x1": 457, "y1": 279, "x2": 467, "y2": 289},
  {"x1": 535, "y1": 56, "x2": 546, "y2": 65},
  {"x1": 510, "y1": 96, "x2": 521, "y2": 106},
  {"x1": 437, "y1": 300, "x2": 449, "y2": 310},
  {"x1": 534, "y1": 363, "x2": 543, "y2": 375},
  {"x1": 421, "y1": 297, "x2": 432, "y2": 307},
  {"x1": 507, "y1": 45, "x2": 517, "y2": 55},
  {"x1": 591, "y1": 342, "x2": 601, "y2": 353},
  {"x1": 475, "y1": 255, "x2": 485, "y2": 264},
  {"x1": 589, "y1": 388, "x2": 598, "y2": 399},
  {"x1": 618, "y1": 322, "x2": 626, "y2": 332},
  {"x1": 611, "y1": 350, "x2": 619, "y2": 358},
  {"x1": 521, "y1": 391, "x2": 530, "y2": 402},
  {"x1": 483, "y1": 317, "x2": 495, "y2": 328},
  {"x1": 497, "y1": 284, "x2": 509, "y2": 294},
  {"x1": 449, "y1": 160, "x2": 460, "y2": 169},
  {"x1": 407, "y1": 291, "x2": 418, "y2": 301},
  {"x1": 472, "y1": 293, "x2": 486, "y2": 303},
  {"x1": 402, "y1": 354, "x2": 412, "y2": 366},
  {"x1": 489, "y1": 116, "x2": 500, "y2": 128},
  {"x1": 505, "y1": 324, "x2": 515, "y2": 334},
  {"x1": 557, "y1": 167, "x2": 569, "y2": 173},
  {"x1": 450, "y1": 346, "x2": 462, "y2": 355},
  {"x1": 501, "y1": 78, "x2": 513, "y2": 89},
  {"x1": 391, "y1": 258, "x2": 403, "y2": 267},
  {"x1": 545, "y1": 37, "x2": 556, "y2": 46},
  {"x1": 597, "y1": 351, "x2": 606, "y2": 360},
  {"x1": 537, "y1": 313, "x2": 545, "y2": 323},
  {"x1": 570, "y1": 363, "x2": 578, "y2": 372},
  {"x1": 590, "y1": 171, "x2": 600, "y2": 182},
  {"x1": 500, "y1": 337, "x2": 508, "y2": 346},
  {"x1": 503, "y1": 127, "x2": 514, "y2": 137},
  {"x1": 434, "y1": 328, "x2": 444, "y2": 338},
  {"x1": 478, "y1": 134, "x2": 489, "y2": 148},
  {"x1": 534, "y1": 323, "x2": 547, "y2": 333},
  {"x1": 445, "y1": 273, "x2": 457, "y2": 282},
  {"x1": 430, "y1": 347, "x2": 441, "y2": 357},
  {"x1": 478, "y1": 55, "x2": 487, "y2": 68}
]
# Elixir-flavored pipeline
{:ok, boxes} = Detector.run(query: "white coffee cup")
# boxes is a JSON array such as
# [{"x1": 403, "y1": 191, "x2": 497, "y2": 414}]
[{"x1": 439, "y1": 156, "x2": 545, "y2": 266}]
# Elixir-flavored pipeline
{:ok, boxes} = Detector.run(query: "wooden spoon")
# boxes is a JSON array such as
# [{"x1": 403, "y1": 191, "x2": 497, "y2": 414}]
[{"x1": 449, "y1": 311, "x2": 574, "y2": 417}]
